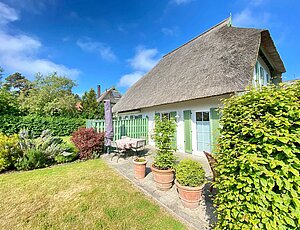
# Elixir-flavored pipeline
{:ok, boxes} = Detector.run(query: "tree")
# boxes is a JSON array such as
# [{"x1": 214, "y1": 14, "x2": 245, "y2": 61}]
[
  {"x1": 0, "y1": 67, "x2": 4, "y2": 88},
  {"x1": 3, "y1": 72, "x2": 31, "y2": 94},
  {"x1": 19, "y1": 73, "x2": 79, "y2": 117},
  {"x1": 0, "y1": 88, "x2": 20, "y2": 115},
  {"x1": 81, "y1": 88, "x2": 104, "y2": 119}
]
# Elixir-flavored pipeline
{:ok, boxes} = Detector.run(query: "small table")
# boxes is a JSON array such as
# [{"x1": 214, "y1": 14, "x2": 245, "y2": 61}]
[{"x1": 115, "y1": 137, "x2": 145, "y2": 150}]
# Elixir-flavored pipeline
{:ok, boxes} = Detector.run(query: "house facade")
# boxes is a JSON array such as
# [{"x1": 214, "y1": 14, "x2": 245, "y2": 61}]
[{"x1": 113, "y1": 18, "x2": 286, "y2": 156}]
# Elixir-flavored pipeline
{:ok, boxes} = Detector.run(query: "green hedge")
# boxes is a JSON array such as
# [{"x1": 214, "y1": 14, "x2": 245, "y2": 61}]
[
  {"x1": 0, "y1": 115, "x2": 85, "y2": 137},
  {"x1": 215, "y1": 83, "x2": 300, "y2": 229}
]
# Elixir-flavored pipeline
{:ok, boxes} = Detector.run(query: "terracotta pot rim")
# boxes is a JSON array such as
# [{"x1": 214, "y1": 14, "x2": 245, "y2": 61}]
[
  {"x1": 175, "y1": 180, "x2": 205, "y2": 191},
  {"x1": 150, "y1": 164, "x2": 174, "y2": 172},
  {"x1": 133, "y1": 159, "x2": 148, "y2": 165}
]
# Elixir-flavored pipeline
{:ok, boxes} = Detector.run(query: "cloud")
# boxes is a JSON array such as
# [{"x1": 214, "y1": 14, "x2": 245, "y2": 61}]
[
  {"x1": 128, "y1": 46, "x2": 159, "y2": 71},
  {"x1": 233, "y1": 8, "x2": 270, "y2": 28},
  {"x1": 77, "y1": 38, "x2": 116, "y2": 61},
  {"x1": 118, "y1": 71, "x2": 144, "y2": 88},
  {"x1": 162, "y1": 27, "x2": 179, "y2": 36},
  {"x1": 0, "y1": 2, "x2": 79, "y2": 79},
  {"x1": 171, "y1": 0, "x2": 193, "y2": 5},
  {"x1": 6, "y1": 0, "x2": 56, "y2": 14},
  {"x1": 118, "y1": 46, "x2": 160, "y2": 88},
  {"x1": 0, "y1": 2, "x2": 18, "y2": 24}
]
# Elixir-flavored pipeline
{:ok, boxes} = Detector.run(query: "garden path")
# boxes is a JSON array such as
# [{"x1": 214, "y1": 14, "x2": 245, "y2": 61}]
[{"x1": 101, "y1": 147, "x2": 217, "y2": 230}]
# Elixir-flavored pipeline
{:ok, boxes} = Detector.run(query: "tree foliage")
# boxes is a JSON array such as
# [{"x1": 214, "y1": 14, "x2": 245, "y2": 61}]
[
  {"x1": 19, "y1": 73, "x2": 79, "y2": 117},
  {"x1": 3, "y1": 72, "x2": 32, "y2": 94},
  {"x1": 0, "y1": 88, "x2": 21, "y2": 116},
  {"x1": 81, "y1": 88, "x2": 104, "y2": 119},
  {"x1": 214, "y1": 82, "x2": 300, "y2": 229}
]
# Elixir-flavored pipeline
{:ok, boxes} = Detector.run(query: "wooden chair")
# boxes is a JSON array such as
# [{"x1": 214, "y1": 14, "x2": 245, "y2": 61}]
[
  {"x1": 131, "y1": 140, "x2": 146, "y2": 157},
  {"x1": 110, "y1": 141, "x2": 126, "y2": 163},
  {"x1": 204, "y1": 151, "x2": 217, "y2": 192}
]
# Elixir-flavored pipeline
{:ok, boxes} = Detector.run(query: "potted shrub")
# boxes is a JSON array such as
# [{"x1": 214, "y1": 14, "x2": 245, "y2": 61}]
[
  {"x1": 133, "y1": 157, "x2": 147, "y2": 179},
  {"x1": 175, "y1": 159, "x2": 206, "y2": 209},
  {"x1": 150, "y1": 116, "x2": 177, "y2": 191}
]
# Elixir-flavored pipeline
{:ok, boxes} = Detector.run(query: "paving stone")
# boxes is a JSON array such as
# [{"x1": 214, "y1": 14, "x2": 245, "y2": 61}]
[{"x1": 102, "y1": 146, "x2": 216, "y2": 230}]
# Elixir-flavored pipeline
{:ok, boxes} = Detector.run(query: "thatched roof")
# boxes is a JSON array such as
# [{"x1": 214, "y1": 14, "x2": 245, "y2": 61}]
[
  {"x1": 113, "y1": 18, "x2": 286, "y2": 113},
  {"x1": 97, "y1": 87, "x2": 122, "y2": 104}
]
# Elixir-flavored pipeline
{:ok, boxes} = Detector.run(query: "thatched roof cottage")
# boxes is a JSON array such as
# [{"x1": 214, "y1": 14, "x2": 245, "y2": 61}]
[{"x1": 113, "y1": 18, "x2": 285, "y2": 155}]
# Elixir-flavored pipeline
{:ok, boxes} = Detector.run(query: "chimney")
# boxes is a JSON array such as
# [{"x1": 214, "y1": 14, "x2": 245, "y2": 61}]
[{"x1": 97, "y1": 85, "x2": 101, "y2": 98}]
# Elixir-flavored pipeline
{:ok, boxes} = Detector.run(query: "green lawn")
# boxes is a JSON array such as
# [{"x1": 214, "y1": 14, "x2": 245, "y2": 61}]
[{"x1": 0, "y1": 159, "x2": 186, "y2": 230}]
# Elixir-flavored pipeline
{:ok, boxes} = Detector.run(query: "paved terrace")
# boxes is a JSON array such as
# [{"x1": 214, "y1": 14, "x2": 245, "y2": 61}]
[{"x1": 101, "y1": 146, "x2": 217, "y2": 230}]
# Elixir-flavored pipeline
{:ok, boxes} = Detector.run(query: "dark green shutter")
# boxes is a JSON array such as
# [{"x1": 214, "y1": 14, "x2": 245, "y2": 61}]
[
  {"x1": 183, "y1": 110, "x2": 192, "y2": 153},
  {"x1": 155, "y1": 112, "x2": 160, "y2": 120},
  {"x1": 210, "y1": 108, "x2": 220, "y2": 154},
  {"x1": 170, "y1": 111, "x2": 177, "y2": 149}
]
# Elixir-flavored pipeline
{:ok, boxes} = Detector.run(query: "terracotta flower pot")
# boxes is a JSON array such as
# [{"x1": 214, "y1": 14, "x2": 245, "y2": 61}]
[
  {"x1": 133, "y1": 159, "x2": 148, "y2": 179},
  {"x1": 175, "y1": 180, "x2": 204, "y2": 209},
  {"x1": 150, "y1": 164, "x2": 174, "y2": 191}
]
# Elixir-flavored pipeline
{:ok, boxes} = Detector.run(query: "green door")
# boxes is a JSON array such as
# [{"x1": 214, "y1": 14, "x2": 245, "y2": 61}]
[{"x1": 183, "y1": 110, "x2": 192, "y2": 153}]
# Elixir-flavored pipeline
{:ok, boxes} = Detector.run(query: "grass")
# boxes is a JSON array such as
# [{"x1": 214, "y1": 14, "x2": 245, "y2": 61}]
[{"x1": 0, "y1": 159, "x2": 186, "y2": 230}]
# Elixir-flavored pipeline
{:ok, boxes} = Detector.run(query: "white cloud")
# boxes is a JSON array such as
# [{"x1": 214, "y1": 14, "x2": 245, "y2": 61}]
[
  {"x1": 0, "y1": 2, "x2": 18, "y2": 24},
  {"x1": 77, "y1": 38, "x2": 116, "y2": 61},
  {"x1": 162, "y1": 27, "x2": 179, "y2": 36},
  {"x1": 118, "y1": 46, "x2": 160, "y2": 88},
  {"x1": 118, "y1": 71, "x2": 144, "y2": 88},
  {"x1": 0, "y1": 2, "x2": 79, "y2": 79},
  {"x1": 171, "y1": 0, "x2": 192, "y2": 5},
  {"x1": 233, "y1": 8, "x2": 270, "y2": 28},
  {"x1": 6, "y1": 0, "x2": 56, "y2": 14},
  {"x1": 128, "y1": 46, "x2": 159, "y2": 71}
]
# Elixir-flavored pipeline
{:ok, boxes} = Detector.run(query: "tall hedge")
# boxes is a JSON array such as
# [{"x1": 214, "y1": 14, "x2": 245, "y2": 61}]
[
  {"x1": 0, "y1": 115, "x2": 85, "y2": 137},
  {"x1": 215, "y1": 82, "x2": 300, "y2": 229}
]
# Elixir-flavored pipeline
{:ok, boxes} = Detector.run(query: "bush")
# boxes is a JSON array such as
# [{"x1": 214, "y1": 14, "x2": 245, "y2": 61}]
[
  {"x1": 152, "y1": 116, "x2": 177, "y2": 170},
  {"x1": 0, "y1": 115, "x2": 85, "y2": 137},
  {"x1": 175, "y1": 159, "x2": 206, "y2": 187},
  {"x1": 16, "y1": 130, "x2": 74, "y2": 170},
  {"x1": 54, "y1": 142, "x2": 78, "y2": 163},
  {"x1": 0, "y1": 133, "x2": 20, "y2": 172},
  {"x1": 215, "y1": 83, "x2": 300, "y2": 229},
  {"x1": 71, "y1": 128, "x2": 105, "y2": 160}
]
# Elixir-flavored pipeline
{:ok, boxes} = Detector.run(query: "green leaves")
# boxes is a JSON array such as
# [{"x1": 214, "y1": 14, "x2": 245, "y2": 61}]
[
  {"x1": 175, "y1": 159, "x2": 206, "y2": 187},
  {"x1": 214, "y1": 82, "x2": 300, "y2": 229},
  {"x1": 153, "y1": 116, "x2": 177, "y2": 169}
]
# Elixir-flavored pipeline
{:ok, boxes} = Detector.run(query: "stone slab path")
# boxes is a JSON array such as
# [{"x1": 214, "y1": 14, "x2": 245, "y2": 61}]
[{"x1": 101, "y1": 147, "x2": 217, "y2": 230}]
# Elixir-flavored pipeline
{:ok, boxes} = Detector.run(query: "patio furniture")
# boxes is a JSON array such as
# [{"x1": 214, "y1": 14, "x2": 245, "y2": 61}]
[
  {"x1": 110, "y1": 141, "x2": 127, "y2": 163},
  {"x1": 204, "y1": 151, "x2": 217, "y2": 192},
  {"x1": 131, "y1": 140, "x2": 146, "y2": 157}
]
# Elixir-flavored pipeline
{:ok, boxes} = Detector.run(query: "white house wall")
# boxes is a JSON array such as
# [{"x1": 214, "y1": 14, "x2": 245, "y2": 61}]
[{"x1": 134, "y1": 95, "x2": 230, "y2": 155}]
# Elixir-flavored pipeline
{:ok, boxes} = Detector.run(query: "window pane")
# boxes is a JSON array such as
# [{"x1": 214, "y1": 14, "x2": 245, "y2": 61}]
[
  {"x1": 196, "y1": 112, "x2": 202, "y2": 121},
  {"x1": 260, "y1": 67, "x2": 265, "y2": 85},
  {"x1": 162, "y1": 113, "x2": 169, "y2": 120},
  {"x1": 203, "y1": 112, "x2": 209, "y2": 121}
]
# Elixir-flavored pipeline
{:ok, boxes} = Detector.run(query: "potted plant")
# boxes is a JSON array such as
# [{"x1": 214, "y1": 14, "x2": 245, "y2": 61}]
[
  {"x1": 175, "y1": 159, "x2": 206, "y2": 209},
  {"x1": 133, "y1": 157, "x2": 147, "y2": 179},
  {"x1": 150, "y1": 116, "x2": 177, "y2": 191}
]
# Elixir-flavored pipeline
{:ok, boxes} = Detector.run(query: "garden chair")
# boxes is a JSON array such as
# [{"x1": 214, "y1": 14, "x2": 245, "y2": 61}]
[
  {"x1": 204, "y1": 151, "x2": 217, "y2": 192},
  {"x1": 131, "y1": 140, "x2": 146, "y2": 157},
  {"x1": 110, "y1": 141, "x2": 127, "y2": 163}
]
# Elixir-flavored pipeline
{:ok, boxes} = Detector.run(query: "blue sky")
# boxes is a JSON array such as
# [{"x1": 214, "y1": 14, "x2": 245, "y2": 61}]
[{"x1": 0, "y1": 0, "x2": 299, "y2": 95}]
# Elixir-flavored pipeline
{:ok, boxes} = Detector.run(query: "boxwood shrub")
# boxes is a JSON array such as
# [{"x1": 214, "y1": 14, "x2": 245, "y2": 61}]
[
  {"x1": 214, "y1": 82, "x2": 300, "y2": 229},
  {"x1": 0, "y1": 115, "x2": 85, "y2": 137}
]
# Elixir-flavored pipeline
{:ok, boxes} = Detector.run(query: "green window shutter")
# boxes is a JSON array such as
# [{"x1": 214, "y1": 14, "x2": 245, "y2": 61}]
[
  {"x1": 155, "y1": 112, "x2": 160, "y2": 119},
  {"x1": 183, "y1": 110, "x2": 192, "y2": 153},
  {"x1": 169, "y1": 111, "x2": 177, "y2": 149},
  {"x1": 210, "y1": 108, "x2": 220, "y2": 154}
]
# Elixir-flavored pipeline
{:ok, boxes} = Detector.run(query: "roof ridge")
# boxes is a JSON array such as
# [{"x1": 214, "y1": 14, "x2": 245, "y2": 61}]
[{"x1": 163, "y1": 17, "x2": 230, "y2": 58}]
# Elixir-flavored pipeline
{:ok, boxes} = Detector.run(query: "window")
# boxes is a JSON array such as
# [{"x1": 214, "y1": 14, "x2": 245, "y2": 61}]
[{"x1": 254, "y1": 60, "x2": 271, "y2": 87}]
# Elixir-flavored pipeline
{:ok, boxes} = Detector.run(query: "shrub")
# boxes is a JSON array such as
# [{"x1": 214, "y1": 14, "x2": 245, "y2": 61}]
[
  {"x1": 71, "y1": 128, "x2": 105, "y2": 159},
  {"x1": 0, "y1": 115, "x2": 85, "y2": 137},
  {"x1": 16, "y1": 130, "x2": 74, "y2": 170},
  {"x1": 215, "y1": 83, "x2": 300, "y2": 229},
  {"x1": 0, "y1": 133, "x2": 20, "y2": 172},
  {"x1": 152, "y1": 116, "x2": 177, "y2": 170},
  {"x1": 175, "y1": 159, "x2": 206, "y2": 187},
  {"x1": 54, "y1": 142, "x2": 78, "y2": 163}
]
